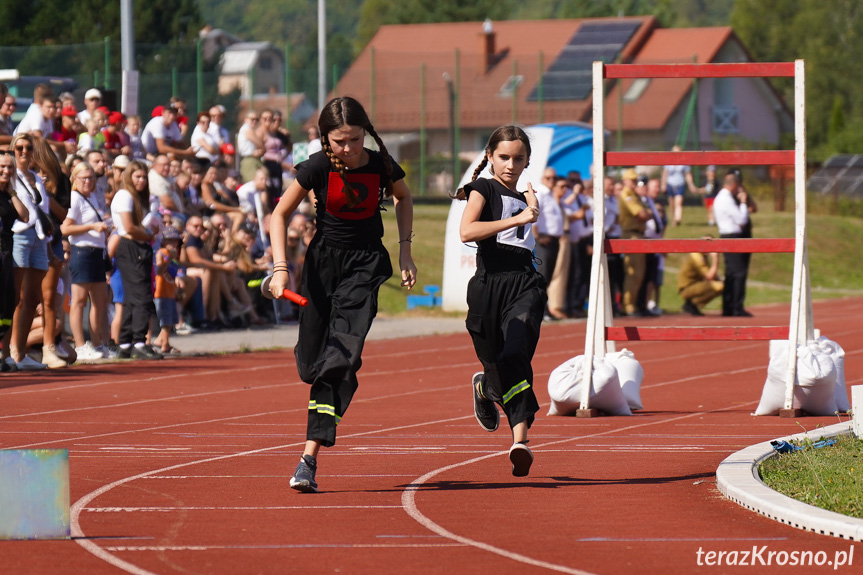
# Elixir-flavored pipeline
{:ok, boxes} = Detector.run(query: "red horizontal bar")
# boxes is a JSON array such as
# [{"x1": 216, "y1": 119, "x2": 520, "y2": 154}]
[
  {"x1": 606, "y1": 326, "x2": 789, "y2": 341},
  {"x1": 605, "y1": 238, "x2": 795, "y2": 254},
  {"x1": 605, "y1": 151, "x2": 794, "y2": 166},
  {"x1": 604, "y1": 62, "x2": 796, "y2": 79}
]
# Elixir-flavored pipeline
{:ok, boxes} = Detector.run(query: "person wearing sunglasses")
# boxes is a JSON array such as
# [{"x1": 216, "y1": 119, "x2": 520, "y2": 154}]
[
  {"x1": 30, "y1": 137, "x2": 73, "y2": 369},
  {"x1": 3, "y1": 134, "x2": 51, "y2": 370},
  {"x1": 61, "y1": 162, "x2": 111, "y2": 363},
  {"x1": 0, "y1": 148, "x2": 30, "y2": 372}
]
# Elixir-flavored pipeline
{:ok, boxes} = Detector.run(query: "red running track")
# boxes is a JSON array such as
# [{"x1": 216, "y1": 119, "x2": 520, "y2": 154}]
[{"x1": 2, "y1": 298, "x2": 862, "y2": 574}]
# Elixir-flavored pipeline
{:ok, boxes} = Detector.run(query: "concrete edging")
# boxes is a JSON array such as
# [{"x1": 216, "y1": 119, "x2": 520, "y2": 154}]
[{"x1": 716, "y1": 421, "x2": 863, "y2": 541}]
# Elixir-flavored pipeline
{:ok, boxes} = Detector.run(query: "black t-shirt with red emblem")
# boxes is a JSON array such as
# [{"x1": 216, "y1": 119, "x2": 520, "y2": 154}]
[{"x1": 296, "y1": 150, "x2": 405, "y2": 243}]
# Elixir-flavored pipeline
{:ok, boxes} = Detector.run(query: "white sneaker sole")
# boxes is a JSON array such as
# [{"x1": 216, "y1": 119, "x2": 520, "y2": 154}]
[
  {"x1": 289, "y1": 477, "x2": 319, "y2": 493},
  {"x1": 509, "y1": 443, "x2": 534, "y2": 477}
]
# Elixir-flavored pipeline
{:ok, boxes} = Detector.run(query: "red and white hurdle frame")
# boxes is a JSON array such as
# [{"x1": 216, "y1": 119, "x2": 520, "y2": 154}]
[{"x1": 580, "y1": 59, "x2": 810, "y2": 417}]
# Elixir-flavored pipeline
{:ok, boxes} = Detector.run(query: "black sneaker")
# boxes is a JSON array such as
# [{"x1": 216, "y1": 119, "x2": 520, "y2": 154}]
[
  {"x1": 290, "y1": 455, "x2": 318, "y2": 493},
  {"x1": 509, "y1": 442, "x2": 534, "y2": 477},
  {"x1": 118, "y1": 346, "x2": 132, "y2": 359},
  {"x1": 682, "y1": 300, "x2": 704, "y2": 316},
  {"x1": 131, "y1": 345, "x2": 163, "y2": 360},
  {"x1": 472, "y1": 372, "x2": 499, "y2": 432}
]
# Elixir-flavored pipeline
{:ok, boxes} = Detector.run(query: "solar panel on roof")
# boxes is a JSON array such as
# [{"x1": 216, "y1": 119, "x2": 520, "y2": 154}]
[
  {"x1": 807, "y1": 154, "x2": 863, "y2": 197},
  {"x1": 528, "y1": 20, "x2": 641, "y2": 102}
]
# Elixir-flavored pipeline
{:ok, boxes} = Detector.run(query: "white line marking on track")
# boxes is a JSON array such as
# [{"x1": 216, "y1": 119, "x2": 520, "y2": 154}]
[
  {"x1": 103, "y1": 543, "x2": 466, "y2": 551},
  {"x1": 70, "y1": 414, "x2": 473, "y2": 575},
  {"x1": 86, "y1": 505, "x2": 402, "y2": 512},
  {"x1": 400, "y1": 400, "x2": 760, "y2": 575}
]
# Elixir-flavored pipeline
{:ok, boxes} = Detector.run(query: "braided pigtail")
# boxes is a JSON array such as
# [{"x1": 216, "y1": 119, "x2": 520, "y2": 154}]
[
  {"x1": 451, "y1": 156, "x2": 487, "y2": 200},
  {"x1": 323, "y1": 139, "x2": 358, "y2": 207},
  {"x1": 367, "y1": 126, "x2": 395, "y2": 198}
]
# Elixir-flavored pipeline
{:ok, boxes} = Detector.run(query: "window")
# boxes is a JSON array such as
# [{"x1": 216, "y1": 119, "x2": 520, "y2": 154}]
[
  {"x1": 260, "y1": 55, "x2": 272, "y2": 70},
  {"x1": 497, "y1": 75, "x2": 524, "y2": 98},
  {"x1": 622, "y1": 78, "x2": 650, "y2": 103}
]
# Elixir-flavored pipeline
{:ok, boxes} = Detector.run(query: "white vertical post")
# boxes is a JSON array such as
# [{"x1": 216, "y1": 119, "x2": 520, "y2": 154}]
[
  {"x1": 580, "y1": 60, "x2": 608, "y2": 411},
  {"x1": 783, "y1": 59, "x2": 809, "y2": 411},
  {"x1": 317, "y1": 0, "x2": 327, "y2": 111}
]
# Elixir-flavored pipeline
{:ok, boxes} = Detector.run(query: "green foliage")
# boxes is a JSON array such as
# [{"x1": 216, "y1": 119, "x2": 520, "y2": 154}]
[{"x1": 732, "y1": 0, "x2": 863, "y2": 161}]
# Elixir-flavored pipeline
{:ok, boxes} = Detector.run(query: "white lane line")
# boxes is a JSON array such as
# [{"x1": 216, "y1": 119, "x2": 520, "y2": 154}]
[
  {"x1": 400, "y1": 400, "x2": 759, "y2": 575},
  {"x1": 0, "y1": 363, "x2": 294, "y2": 397},
  {"x1": 70, "y1": 414, "x2": 473, "y2": 575},
  {"x1": 86, "y1": 506, "x2": 402, "y2": 512},
  {"x1": 104, "y1": 543, "x2": 465, "y2": 551}
]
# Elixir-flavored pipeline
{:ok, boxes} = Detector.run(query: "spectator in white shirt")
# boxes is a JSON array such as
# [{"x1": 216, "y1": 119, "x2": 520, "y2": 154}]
[
  {"x1": 713, "y1": 170, "x2": 755, "y2": 317},
  {"x1": 141, "y1": 103, "x2": 192, "y2": 160}
]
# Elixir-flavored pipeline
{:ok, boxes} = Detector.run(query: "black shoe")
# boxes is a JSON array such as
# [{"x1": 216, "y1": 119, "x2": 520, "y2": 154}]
[
  {"x1": 472, "y1": 372, "x2": 499, "y2": 432},
  {"x1": 131, "y1": 345, "x2": 163, "y2": 360},
  {"x1": 118, "y1": 346, "x2": 132, "y2": 359},
  {"x1": 682, "y1": 300, "x2": 704, "y2": 316},
  {"x1": 735, "y1": 310, "x2": 754, "y2": 317},
  {"x1": 289, "y1": 455, "x2": 319, "y2": 493}
]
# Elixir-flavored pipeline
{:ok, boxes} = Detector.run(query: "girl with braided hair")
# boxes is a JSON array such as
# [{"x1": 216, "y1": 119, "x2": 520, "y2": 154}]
[
  {"x1": 270, "y1": 96, "x2": 417, "y2": 493},
  {"x1": 457, "y1": 125, "x2": 544, "y2": 477}
]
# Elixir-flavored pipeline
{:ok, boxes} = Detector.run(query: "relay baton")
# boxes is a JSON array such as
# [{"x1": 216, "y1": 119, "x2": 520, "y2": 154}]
[{"x1": 260, "y1": 274, "x2": 308, "y2": 307}]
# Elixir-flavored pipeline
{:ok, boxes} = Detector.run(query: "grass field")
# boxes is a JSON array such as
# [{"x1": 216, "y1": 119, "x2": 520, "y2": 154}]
[
  {"x1": 759, "y1": 433, "x2": 863, "y2": 519},
  {"x1": 375, "y1": 196, "x2": 863, "y2": 316}
]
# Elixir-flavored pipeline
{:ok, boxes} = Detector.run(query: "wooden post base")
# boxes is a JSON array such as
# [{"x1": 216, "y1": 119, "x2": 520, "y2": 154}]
[
  {"x1": 779, "y1": 408, "x2": 806, "y2": 418},
  {"x1": 576, "y1": 408, "x2": 601, "y2": 418}
]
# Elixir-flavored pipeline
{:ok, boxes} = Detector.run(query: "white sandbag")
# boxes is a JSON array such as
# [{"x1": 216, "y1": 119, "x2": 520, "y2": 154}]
[
  {"x1": 605, "y1": 349, "x2": 644, "y2": 410},
  {"x1": 755, "y1": 340, "x2": 838, "y2": 416},
  {"x1": 547, "y1": 355, "x2": 632, "y2": 417},
  {"x1": 816, "y1": 336, "x2": 850, "y2": 412}
]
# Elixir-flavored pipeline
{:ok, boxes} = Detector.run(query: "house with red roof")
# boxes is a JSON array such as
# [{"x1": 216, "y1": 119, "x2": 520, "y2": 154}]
[{"x1": 334, "y1": 16, "x2": 792, "y2": 166}]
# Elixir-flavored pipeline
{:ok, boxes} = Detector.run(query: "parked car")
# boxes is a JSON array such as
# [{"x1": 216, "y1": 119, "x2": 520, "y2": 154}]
[{"x1": 0, "y1": 70, "x2": 79, "y2": 125}]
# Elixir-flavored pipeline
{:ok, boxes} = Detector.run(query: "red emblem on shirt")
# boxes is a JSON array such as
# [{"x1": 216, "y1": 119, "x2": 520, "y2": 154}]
[{"x1": 326, "y1": 172, "x2": 380, "y2": 220}]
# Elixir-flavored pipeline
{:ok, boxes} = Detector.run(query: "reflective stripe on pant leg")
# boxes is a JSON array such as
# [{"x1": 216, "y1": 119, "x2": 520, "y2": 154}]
[
  {"x1": 308, "y1": 400, "x2": 342, "y2": 425},
  {"x1": 502, "y1": 379, "x2": 531, "y2": 405}
]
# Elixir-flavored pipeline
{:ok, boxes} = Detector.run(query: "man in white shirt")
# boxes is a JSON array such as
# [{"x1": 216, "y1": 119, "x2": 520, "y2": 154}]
[
  {"x1": 532, "y1": 171, "x2": 564, "y2": 285},
  {"x1": 148, "y1": 154, "x2": 185, "y2": 215},
  {"x1": 78, "y1": 88, "x2": 102, "y2": 125},
  {"x1": 141, "y1": 103, "x2": 192, "y2": 159},
  {"x1": 207, "y1": 105, "x2": 231, "y2": 147},
  {"x1": 713, "y1": 170, "x2": 754, "y2": 317}
]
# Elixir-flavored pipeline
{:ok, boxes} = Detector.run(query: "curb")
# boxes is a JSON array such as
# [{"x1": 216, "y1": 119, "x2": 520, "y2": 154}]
[{"x1": 716, "y1": 421, "x2": 863, "y2": 541}]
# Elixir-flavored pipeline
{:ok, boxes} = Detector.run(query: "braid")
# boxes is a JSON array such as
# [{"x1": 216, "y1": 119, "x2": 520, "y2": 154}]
[
  {"x1": 323, "y1": 139, "x2": 358, "y2": 207},
  {"x1": 451, "y1": 156, "x2": 488, "y2": 200},
  {"x1": 367, "y1": 126, "x2": 394, "y2": 198}
]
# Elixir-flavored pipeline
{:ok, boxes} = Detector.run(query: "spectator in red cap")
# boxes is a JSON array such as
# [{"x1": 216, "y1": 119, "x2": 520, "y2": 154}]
[
  {"x1": 58, "y1": 106, "x2": 81, "y2": 148},
  {"x1": 141, "y1": 103, "x2": 192, "y2": 159},
  {"x1": 102, "y1": 112, "x2": 125, "y2": 158},
  {"x1": 221, "y1": 143, "x2": 236, "y2": 170}
]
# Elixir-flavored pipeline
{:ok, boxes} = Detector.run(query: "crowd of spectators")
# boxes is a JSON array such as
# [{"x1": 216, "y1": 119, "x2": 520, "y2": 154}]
[
  {"x1": 0, "y1": 81, "x2": 313, "y2": 372},
  {"x1": 532, "y1": 163, "x2": 742, "y2": 321}
]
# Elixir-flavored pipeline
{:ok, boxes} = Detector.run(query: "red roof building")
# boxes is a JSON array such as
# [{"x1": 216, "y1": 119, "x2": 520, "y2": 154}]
[{"x1": 333, "y1": 16, "x2": 792, "y2": 165}]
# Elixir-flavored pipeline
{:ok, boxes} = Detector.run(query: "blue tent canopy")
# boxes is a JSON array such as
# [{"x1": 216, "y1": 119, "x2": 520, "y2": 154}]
[{"x1": 535, "y1": 122, "x2": 596, "y2": 179}]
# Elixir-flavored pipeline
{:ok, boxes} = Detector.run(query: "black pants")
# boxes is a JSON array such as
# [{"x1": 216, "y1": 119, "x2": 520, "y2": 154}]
[
  {"x1": 294, "y1": 237, "x2": 392, "y2": 448},
  {"x1": 116, "y1": 237, "x2": 155, "y2": 345},
  {"x1": 566, "y1": 236, "x2": 591, "y2": 314},
  {"x1": 465, "y1": 269, "x2": 545, "y2": 429},
  {"x1": 533, "y1": 236, "x2": 559, "y2": 285},
  {"x1": 720, "y1": 232, "x2": 750, "y2": 315},
  {"x1": 606, "y1": 237, "x2": 624, "y2": 313}
]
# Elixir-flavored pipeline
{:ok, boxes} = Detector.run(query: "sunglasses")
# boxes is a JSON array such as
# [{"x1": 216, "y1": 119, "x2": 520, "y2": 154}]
[
  {"x1": 15, "y1": 145, "x2": 32, "y2": 153},
  {"x1": 0, "y1": 150, "x2": 14, "y2": 156}
]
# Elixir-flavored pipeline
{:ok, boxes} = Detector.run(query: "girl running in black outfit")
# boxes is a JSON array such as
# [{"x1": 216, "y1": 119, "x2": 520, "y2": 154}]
[
  {"x1": 270, "y1": 97, "x2": 417, "y2": 493},
  {"x1": 457, "y1": 125, "x2": 545, "y2": 477}
]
